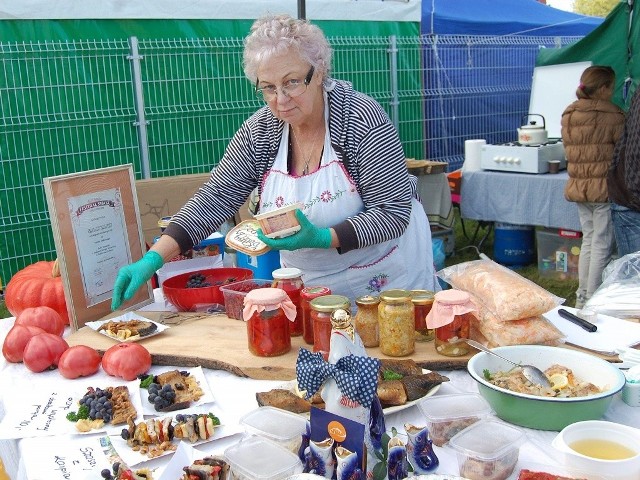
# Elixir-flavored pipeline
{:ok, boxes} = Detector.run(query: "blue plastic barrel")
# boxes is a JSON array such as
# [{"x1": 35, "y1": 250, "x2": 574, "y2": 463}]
[
  {"x1": 236, "y1": 250, "x2": 281, "y2": 280},
  {"x1": 493, "y1": 222, "x2": 535, "y2": 266}
]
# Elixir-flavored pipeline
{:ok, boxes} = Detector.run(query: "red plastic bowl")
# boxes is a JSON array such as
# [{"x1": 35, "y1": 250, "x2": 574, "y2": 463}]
[{"x1": 162, "y1": 267, "x2": 253, "y2": 312}]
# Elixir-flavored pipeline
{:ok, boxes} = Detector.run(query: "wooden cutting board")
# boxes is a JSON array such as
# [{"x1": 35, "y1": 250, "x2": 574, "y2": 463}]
[
  {"x1": 65, "y1": 311, "x2": 476, "y2": 380},
  {"x1": 66, "y1": 311, "x2": 621, "y2": 381}
]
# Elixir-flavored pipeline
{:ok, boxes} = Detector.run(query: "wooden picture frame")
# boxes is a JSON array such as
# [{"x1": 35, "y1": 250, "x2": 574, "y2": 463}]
[{"x1": 44, "y1": 165, "x2": 153, "y2": 331}]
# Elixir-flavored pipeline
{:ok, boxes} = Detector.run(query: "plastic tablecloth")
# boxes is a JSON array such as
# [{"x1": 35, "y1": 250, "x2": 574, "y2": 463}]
[{"x1": 460, "y1": 170, "x2": 582, "y2": 232}]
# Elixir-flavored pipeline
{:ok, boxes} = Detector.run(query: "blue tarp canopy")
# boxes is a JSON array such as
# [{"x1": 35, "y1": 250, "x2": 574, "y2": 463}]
[{"x1": 422, "y1": 0, "x2": 603, "y2": 36}]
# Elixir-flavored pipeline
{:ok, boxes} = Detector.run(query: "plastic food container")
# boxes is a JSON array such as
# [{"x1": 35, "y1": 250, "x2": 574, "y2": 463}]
[
  {"x1": 240, "y1": 406, "x2": 308, "y2": 454},
  {"x1": 417, "y1": 393, "x2": 491, "y2": 447},
  {"x1": 448, "y1": 419, "x2": 525, "y2": 480},
  {"x1": 254, "y1": 203, "x2": 303, "y2": 239},
  {"x1": 220, "y1": 279, "x2": 273, "y2": 320},
  {"x1": 224, "y1": 435, "x2": 303, "y2": 480}
]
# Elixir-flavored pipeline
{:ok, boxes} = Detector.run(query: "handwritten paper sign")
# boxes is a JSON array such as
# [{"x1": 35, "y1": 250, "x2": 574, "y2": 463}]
[
  {"x1": 21, "y1": 435, "x2": 122, "y2": 480},
  {"x1": 0, "y1": 379, "x2": 142, "y2": 440}
]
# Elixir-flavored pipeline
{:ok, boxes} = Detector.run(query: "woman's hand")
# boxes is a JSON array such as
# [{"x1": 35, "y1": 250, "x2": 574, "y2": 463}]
[
  {"x1": 111, "y1": 251, "x2": 164, "y2": 310},
  {"x1": 257, "y1": 210, "x2": 332, "y2": 250}
]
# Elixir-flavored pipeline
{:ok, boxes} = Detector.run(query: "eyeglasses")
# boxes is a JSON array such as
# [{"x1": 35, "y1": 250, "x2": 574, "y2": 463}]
[{"x1": 256, "y1": 66, "x2": 315, "y2": 101}]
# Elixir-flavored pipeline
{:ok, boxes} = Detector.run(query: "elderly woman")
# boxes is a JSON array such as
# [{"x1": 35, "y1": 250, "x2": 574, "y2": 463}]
[{"x1": 112, "y1": 14, "x2": 437, "y2": 310}]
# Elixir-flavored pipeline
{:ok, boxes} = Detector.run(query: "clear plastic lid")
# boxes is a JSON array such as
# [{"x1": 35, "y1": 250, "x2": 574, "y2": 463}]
[
  {"x1": 240, "y1": 406, "x2": 308, "y2": 443},
  {"x1": 448, "y1": 418, "x2": 525, "y2": 460},
  {"x1": 224, "y1": 435, "x2": 302, "y2": 480},
  {"x1": 417, "y1": 392, "x2": 491, "y2": 421}
]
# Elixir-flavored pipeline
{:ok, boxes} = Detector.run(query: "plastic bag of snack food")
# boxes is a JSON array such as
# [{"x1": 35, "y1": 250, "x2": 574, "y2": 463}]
[
  {"x1": 437, "y1": 258, "x2": 564, "y2": 322},
  {"x1": 469, "y1": 295, "x2": 565, "y2": 347},
  {"x1": 584, "y1": 252, "x2": 640, "y2": 319}
]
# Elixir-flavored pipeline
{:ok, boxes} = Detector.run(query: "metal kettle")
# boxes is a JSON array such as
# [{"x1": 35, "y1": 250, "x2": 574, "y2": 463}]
[{"x1": 518, "y1": 114, "x2": 548, "y2": 145}]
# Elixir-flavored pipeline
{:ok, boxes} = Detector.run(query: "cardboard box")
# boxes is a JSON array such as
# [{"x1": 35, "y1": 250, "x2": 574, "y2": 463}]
[
  {"x1": 536, "y1": 228, "x2": 582, "y2": 280},
  {"x1": 136, "y1": 173, "x2": 211, "y2": 247}
]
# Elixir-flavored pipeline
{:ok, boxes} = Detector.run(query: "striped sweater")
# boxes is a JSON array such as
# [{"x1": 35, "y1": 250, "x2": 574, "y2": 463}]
[{"x1": 165, "y1": 79, "x2": 416, "y2": 254}]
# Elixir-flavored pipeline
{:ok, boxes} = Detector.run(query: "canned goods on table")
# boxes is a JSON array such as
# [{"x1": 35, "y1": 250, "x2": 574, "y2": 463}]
[{"x1": 378, "y1": 289, "x2": 415, "y2": 357}]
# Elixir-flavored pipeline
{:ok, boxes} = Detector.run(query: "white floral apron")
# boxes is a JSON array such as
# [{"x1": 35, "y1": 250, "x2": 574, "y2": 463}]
[{"x1": 259, "y1": 98, "x2": 436, "y2": 303}]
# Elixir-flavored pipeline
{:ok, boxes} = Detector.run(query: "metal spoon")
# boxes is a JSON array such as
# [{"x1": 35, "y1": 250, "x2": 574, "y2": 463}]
[{"x1": 466, "y1": 339, "x2": 551, "y2": 387}]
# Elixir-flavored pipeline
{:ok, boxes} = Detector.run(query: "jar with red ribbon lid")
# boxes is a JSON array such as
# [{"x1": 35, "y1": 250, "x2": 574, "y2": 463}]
[
  {"x1": 272, "y1": 267, "x2": 304, "y2": 337},
  {"x1": 426, "y1": 289, "x2": 476, "y2": 357},
  {"x1": 300, "y1": 286, "x2": 331, "y2": 345},
  {"x1": 242, "y1": 287, "x2": 297, "y2": 357}
]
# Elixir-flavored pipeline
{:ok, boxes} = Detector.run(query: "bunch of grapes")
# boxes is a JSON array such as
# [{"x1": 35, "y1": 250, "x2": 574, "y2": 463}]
[
  {"x1": 79, "y1": 388, "x2": 113, "y2": 423},
  {"x1": 100, "y1": 462, "x2": 121, "y2": 479},
  {"x1": 185, "y1": 272, "x2": 212, "y2": 288},
  {"x1": 147, "y1": 383, "x2": 176, "y2": 411}
]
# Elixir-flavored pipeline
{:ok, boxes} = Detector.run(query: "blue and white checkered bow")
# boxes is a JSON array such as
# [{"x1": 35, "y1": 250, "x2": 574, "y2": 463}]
[{"x1": 296, "y1": 348, "x2": 380, "y2": 408}]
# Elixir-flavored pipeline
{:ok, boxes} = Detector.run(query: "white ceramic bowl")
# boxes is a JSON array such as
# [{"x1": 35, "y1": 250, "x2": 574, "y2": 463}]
[
  {"x1": 552, "y1": 420, "x2": 640, "y2": 480},
  {"x1": 467, "y1": 345, "x2": 626, "y2": 430}
]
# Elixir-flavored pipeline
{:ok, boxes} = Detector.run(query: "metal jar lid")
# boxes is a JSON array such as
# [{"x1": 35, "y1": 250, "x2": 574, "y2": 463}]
[
  {"x1": 355, "y1": 294, "x2": 380, "y2": 306},
  {"x1": 272, "y1": 267, "x2": 303, "y2": 279},
  {"x1": 301, "y1": 286, "x2": 331, "y2": 299},
  {"x1": 410, "y1": 290, "x2": 435, "y2": 305},
  {"x1": 379, "y1": 289, "x2": 412, "y2": 303},
  {"x1": 309, "y1": 294, "x2": 351, "y2": 313}
]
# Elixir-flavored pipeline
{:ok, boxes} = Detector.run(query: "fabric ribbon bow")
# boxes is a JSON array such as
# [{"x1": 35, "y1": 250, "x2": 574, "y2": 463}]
[{"x1": 296, "y1": 348, "x2": 380, "y2": 408}]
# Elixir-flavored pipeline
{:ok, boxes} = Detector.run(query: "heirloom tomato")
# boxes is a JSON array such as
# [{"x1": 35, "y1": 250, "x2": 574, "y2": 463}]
[
  {"x1": 58, "y1": 345, "x2": 102, "y2": 379},
  {"x1": 101, "y1": 343, "x2": 151, "y2": 381},
  {"x1": 2, "y1": 324, "x2": 47, "y2": 363},
  {"x1": 22, "y1": 332, "x2": 70, "y2": 373},
  {"x1": 15, "y1": 306, "x2": 65, "y2": 336}
]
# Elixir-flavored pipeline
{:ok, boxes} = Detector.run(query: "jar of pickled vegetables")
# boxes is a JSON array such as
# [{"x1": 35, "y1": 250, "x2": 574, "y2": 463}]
[
  {"x1": 243, "y1": 287, "x2": 297, "y2": 357},
  {"x1": 354, "y1": 295, "x2": 380, "y2": 347},
  {"x1": 300, "y1": 286, "x2": 331, "y2": 345},
  {"x1": 426, "y1": 289, "x2": 475, "y2": 357},
  {"x1": 272, "y1": 267, "x2": 304, "y2": 337},
  {"x1": 310, "y1": 295, "x2": 351, "y2": 359},
  {"x1": 410, "y1": 290, "x2": 435, "y2": 342},
  {"x1": 378, "y1": 289, "x2": 415, "y2": 357}
]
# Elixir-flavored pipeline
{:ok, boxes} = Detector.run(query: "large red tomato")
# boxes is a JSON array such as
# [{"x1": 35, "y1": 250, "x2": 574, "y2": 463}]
[
  {"x1": 58, "y1": 345, "x2": 102, "y2": 379},
  {"x1": 5, "y1": 260, "x2": 70, "y2": 325},
  {"x1": 2, "y1": 325, "x2": 47, "y2": 363},
  {"x1": 101, "y1": 343, "x2": 152, "y2": 381},
  {"x1": 15, "y1": 306, "x2": 65, "y2": 336},
  {"x1": 22, "y1": 333, "x2": 69, "y2": 373}
]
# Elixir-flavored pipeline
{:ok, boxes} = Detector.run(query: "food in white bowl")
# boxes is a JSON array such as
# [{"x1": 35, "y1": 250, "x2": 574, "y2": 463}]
[
  {"x1": 467, "y1": 345, "x2": 625, "y2": 430},
  {"x1": 551, "y1": 420, "x2": 640, "y2": 480}
]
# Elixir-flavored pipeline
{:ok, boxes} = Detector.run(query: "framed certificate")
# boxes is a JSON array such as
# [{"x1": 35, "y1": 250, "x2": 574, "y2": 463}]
[{"x1": 44, "y1": 165, "x2": 153, "y2": 330}]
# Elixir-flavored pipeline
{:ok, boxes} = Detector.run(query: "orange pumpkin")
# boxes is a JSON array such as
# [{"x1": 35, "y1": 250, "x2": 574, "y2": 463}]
[{"x1": 5, "y1": 260, "x2": 69, "y2": 325}]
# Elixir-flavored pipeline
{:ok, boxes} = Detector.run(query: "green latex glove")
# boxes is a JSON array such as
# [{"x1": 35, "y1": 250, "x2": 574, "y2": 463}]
[
  {"x1": 111, "y1": 251, "x2": 164, "y2": 310},
  {"x1": 257, "y1": 209, "x2": 332, "y2": 251}
]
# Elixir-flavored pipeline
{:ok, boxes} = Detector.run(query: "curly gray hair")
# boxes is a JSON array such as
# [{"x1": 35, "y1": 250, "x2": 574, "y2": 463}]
[{"x1": 243, "y1": 14, "x2": 332, "y2": 85}]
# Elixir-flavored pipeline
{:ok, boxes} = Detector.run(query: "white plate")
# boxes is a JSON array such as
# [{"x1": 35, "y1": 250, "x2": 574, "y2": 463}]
[
  {"x1": 86, "y1": 312, "x2": 169, "y2": 342},
  {"x1": 140, "y1": 366, "x2": 215, "y2": 415},
  {"x1": 379, "y1": 369, "x2": 442, "y2": 415},
  {"x1": 108, "y1": 410, "x2": 242, "y2": 466},
  {"x1": 284, "y1": 369, "x2": 442, "y2": 417}
]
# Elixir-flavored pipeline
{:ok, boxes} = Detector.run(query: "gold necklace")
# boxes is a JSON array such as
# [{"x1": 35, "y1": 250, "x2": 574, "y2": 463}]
[{"x1": 291, "y1": 128, "x2": 322, "y2": 175}]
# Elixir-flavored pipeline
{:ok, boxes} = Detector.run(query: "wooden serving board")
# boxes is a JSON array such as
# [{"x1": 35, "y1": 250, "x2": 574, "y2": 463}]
[
  {"x1": 66, "y1": 311, "x2": 622, "y2": 381},
  {"x1": 65, "y1": 311, "x2": 476, "y2": 380}
]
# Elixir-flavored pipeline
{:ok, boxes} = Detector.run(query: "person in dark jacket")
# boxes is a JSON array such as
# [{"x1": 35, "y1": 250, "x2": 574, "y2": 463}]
[
  {"x1": 608, "y1": 86, "x2": 640, "y2": 257},
  {"x1": 561, "y1": 65, "x2": 625, "y2": 308}
]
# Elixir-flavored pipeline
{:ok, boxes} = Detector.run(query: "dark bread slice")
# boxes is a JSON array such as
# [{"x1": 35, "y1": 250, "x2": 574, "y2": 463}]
[{"x1": 255, "y1": 389, "x2": 312, "y2": 414}]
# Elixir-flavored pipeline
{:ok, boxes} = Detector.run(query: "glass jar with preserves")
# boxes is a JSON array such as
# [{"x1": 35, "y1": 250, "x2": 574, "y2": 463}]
[
  {"x1": 354, "y1": 295, "x2": 380, "y2": 347},
  {"x1": 310, "y1": 294, "x2": 351, "y2": 360},
  {"x1": 272, "y1": 267, "x2": 304, "y2": 337},
  {"x1": 243, "y1": 287, "x2": 297, "y2": 357},
  {"x1": 426, "y1": 289, "x2": 476, "y2": 357},
  {"x1": 378, "y1": 289, "x2": 415, "y2": 357},
  {"x1": 300, "y1": 286, "x2": 331, "y2": 345},
  {"x1": 410, "y1": 290, "x2": 435, "y2": 342}
]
